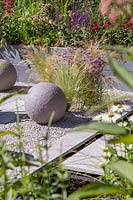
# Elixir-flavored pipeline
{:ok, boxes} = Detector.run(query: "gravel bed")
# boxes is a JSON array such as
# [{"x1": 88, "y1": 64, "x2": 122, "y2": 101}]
[{"x1": 0, "y1": 111, "x2": 91, "y2": 158}]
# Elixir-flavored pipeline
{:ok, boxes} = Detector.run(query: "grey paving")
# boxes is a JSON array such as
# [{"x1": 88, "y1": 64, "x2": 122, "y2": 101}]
[
  {"x1": 63, "y1": 137, "x2": 105, "y2": 175},
  {"x1": 31, "y1": 130, "x2": 98, "y2": 174}
]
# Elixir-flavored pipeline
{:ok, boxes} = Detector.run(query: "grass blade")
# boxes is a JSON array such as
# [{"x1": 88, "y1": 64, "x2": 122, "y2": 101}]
[{"x1": 0, "y1": 130, "x2": 20, "y2": 137}]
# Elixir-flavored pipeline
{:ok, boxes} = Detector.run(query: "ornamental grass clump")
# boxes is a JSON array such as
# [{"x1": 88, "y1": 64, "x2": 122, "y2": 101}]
[{"x1": 27, "y1": 44, "x2": 105, "y2": 111}]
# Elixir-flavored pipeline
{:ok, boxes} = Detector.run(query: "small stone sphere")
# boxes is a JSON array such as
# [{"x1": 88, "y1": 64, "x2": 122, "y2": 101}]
[
  {"x1": 25, "y1": 82, "x2": 67, "y2": 124},
  {"x1": 0, "y1": 59, "x2": 17, "y2": 91}
]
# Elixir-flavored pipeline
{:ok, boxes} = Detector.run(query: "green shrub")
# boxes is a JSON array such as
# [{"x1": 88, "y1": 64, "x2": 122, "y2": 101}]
[{"x1": 0, "y1": 0, "x2": 132, "y2": 46}]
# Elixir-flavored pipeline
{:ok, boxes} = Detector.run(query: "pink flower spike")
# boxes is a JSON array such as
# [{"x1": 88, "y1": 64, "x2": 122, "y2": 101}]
[
  {"x1": 5, "y1": 10, "x2": 13, "y2": 15},
  {"x1": 6, "y1": 3, "x2": 13, "y2": 8},
  {"x1": 104, "y1": 21, "x2": 111, "y2": 27}
]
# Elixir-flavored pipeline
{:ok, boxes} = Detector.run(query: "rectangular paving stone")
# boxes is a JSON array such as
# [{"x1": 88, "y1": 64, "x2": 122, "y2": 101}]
[
  {"x1": 31, "y1": 130, "x2": 98, "y2": 174},
  {"x1": 63, "y1": 137, "x2": 105, "y2": 176},
  {"x1": 0, "y1": 99, "x2": 25, "y2": 113}
]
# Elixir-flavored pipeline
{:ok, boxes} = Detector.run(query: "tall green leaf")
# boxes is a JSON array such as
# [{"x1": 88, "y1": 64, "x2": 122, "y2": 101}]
[
  {"x1": 108, "y1": 160, "x2": 133, "y2": 186},
  {"x1": 68, "y1": 183, "x2": 126, "y2": 200},
  {"x1": 74, "y1": 122, "x2": 128, "y2": 135},
  {"x1": 0, "y1": 130, "x2": 20, "y2": 137},
  {"x1": 108, "y1": 57, "x2": 133, "y2": 89}
]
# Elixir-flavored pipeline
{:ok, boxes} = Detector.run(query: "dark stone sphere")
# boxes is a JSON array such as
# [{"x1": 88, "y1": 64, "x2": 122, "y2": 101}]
[
  {"x1": 25, "y1": 82, "x2": 67, "y2": 124},
  {"x1": 0, "y1": 59, "x2": 17, "y2": 91}
]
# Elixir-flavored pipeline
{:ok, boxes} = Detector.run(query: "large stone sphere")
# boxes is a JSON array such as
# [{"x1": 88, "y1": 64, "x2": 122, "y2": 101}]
[
  {"x1": 25, "y1": 82, "x2": 67, "y2": 124},
  {"x1": 0, "y1": 59, "x2": 17, "y2": 91}
]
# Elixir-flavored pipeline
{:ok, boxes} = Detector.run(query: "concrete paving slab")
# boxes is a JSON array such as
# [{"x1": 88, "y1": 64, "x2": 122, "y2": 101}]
[
  {"x1": 63, "y1": 137, "x2": 105, "y2": 175},
  {"x1": 31, "y1": 130, "x2": 98, "y2": 174},
  {"x1": 0, "y1": 99, "x2": 25, "y2": 112}
]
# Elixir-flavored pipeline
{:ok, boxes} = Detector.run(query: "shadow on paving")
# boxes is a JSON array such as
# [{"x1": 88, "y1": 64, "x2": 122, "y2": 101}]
[
  {"x1": 2, "y1": 85, "x2": 31, "y2": 93},
  {"x1": 51, "y1": 112, "x2": 91, "y2": 129},
  {"x1": 0, "y1": 111, "x2": 29, "y2": 124}
]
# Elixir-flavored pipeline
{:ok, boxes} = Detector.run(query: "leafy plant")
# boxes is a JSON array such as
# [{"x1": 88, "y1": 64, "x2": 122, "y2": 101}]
[
  {"x1": 68, "y1": 47, "x2": 133, "y2": 199},
  {"x1": 0, "y1": 0, "x2": 132, "y2": 46}
]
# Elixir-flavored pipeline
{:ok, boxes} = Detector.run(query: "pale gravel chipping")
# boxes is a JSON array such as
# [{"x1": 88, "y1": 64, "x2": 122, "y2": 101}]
[{"x1": 0, "y1": 112, "x2": 90, "y2": 158}]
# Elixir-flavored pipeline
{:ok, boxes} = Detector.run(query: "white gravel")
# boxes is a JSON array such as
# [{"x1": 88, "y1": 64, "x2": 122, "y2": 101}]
[{"x1": 0, "y1": 111, "x2": 90, "y2": 158}]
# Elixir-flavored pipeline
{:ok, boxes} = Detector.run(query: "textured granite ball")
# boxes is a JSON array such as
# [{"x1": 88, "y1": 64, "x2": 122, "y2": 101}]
[
  {"x1": 0, "y1": 59, "x2": 17, "y2": 91},
  {"x1": 25, "y1": 82, "x2": 67, "y2": 124}
]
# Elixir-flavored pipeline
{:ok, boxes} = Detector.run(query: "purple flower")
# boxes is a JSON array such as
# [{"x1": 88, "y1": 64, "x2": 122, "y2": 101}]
[
  {"x1": 71, "y1": 10, "x2": 79, "y2": 25},
  {"x1": 56, "y1": 11, "x2": 60, "y2": 24},
  {"x1": 67, "y1": 18, "x2": 71, "y2": 33},
  {"x1": 97, "y1": 55, "x2": 104, "y2": 65},
  {"x1": 88, "y1": 58, "x2": 93, "y2": 65},
  {"x1": 84, "y1": 15, "x2": 90, "y2": 28}
]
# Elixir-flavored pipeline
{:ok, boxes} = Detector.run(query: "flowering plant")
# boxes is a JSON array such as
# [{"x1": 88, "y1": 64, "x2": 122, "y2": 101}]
[
  {"x1": 0, "y1": 0, "x2": 132, "y2": 46},
  {"x1": 68, "y1": 47, "x2": 133, "y2": 199},
  {"x1": 27, "y1": 44, "x2": 105, "y2": 110},
  {"x1": 5, "y1": 0, "x2": 14, "y2": 15}
]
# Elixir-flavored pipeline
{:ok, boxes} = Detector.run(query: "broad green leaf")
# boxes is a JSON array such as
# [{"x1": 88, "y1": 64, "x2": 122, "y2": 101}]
[
  {"x1": 68, "y1": 183, "x2": 126, "y2": 200},
  {"x1": 0, "y1": 130, "x2": 20, "y2": 137},
  {"x1": 108, "y1": 160, "x2": 133, "y2": 185},
  {"x1": 6, "y1": 188, "x2": 16, "y2": 200},
  {"x1": 108, "y1": 57, "x2": 133, "y2": 89},
  {"x1": 74, "y1": 122, "x2": 128, "y2": 135},
  {"x1": 108, "y1": 135, "x2": 133, "y2": 144}
]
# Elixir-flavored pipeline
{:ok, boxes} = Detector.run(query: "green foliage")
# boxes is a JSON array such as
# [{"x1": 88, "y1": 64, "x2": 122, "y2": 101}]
[
  {"x1": 0, "y1": 130, "x2": 20, "y2": 137},
  {"x1": 0, "y1": 141, "x2": 68, "y2": 199},
  {"x1": 108, "y1": 135, "x2": 133, "y2": 144},
  {"x1": 69, "y1": 47, "x2": 133, "y2": 199},
  {"x1": 0, "y1": 117, "x2": 68, "y2": 199},
  {"x1": 105, "y1": 28, "x2": 133, "y2": 47},
  {"x1": 0, "y1": 96, "x2": 68, "y2": 199},
  {"x1": 74, "y1": 122, "x2": 128, "y2": 135},
  {"x1": 0, "y1": 1, "x2": 132, "y2": 46},
  {"x1": 68, "y1": 183, "x2": 127, "y2": 200},
  {"x1": 108, "y1": 160, "x2": 133, "y2": 186}
]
